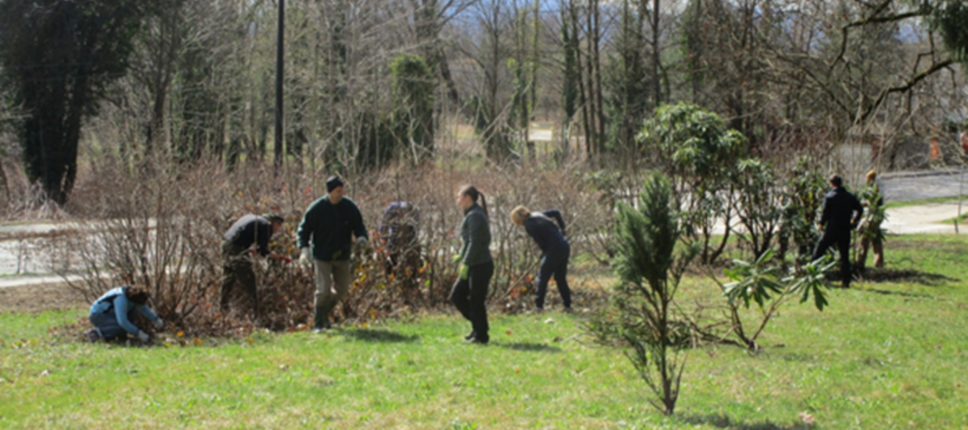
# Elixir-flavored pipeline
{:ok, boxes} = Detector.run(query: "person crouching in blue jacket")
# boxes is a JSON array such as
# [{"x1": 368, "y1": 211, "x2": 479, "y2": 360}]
[
  {"x1": 511, "y1": 206, "x2": 572, "y2": 311},
  {"x1": 86, "y1": 286, "x2": 163, "y2": 343}
]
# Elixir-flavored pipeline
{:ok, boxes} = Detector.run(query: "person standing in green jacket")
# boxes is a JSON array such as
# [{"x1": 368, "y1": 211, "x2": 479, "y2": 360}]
[
  {"x1": 450, "y1": 185, "x2": 494, "y2": 345},
  {"x1": 298, "y1": 177, "x2": 369, "y2": 331}
]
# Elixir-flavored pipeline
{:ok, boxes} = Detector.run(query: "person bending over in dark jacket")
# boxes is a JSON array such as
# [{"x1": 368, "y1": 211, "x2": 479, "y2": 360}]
[
  {"x1": 812, "y1": 174, "x2": 864, "y2": 288},
  {"x1": 87, "y1": 286, "x2": 163, "y2": 343},
  {"x1": 511, "y1": 206, "x2": 572, "y2": 311},
  {"x1": 221, "y1": 214, "x2": 288, "y2": 315},
  {"x1": 451, "y1": 185, "x2": 493, "y2": 345},
  {"x1": 298, "y1": 177, "x2": 369, "y2": 331}
]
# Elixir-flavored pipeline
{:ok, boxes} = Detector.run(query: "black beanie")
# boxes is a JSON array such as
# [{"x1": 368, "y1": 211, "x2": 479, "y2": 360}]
[{"x1": 326, "y1": 176, "x2": 344, "y2": 193}]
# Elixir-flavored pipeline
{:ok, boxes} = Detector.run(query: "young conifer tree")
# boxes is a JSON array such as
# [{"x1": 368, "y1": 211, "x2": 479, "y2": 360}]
[{"x1": 607, "y1": 171, "x2": 697, "y2": 415}]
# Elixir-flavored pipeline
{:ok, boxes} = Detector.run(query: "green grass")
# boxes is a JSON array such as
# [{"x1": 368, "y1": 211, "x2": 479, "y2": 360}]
[
  {"x1": 883, "y1": 195, "x2": 966, "y2": 208},
  {"x1": 2, "y1": 235, "x2": 967, "y2": 429},
  {"x1": 941, "y1": 212, "x2": 968, "y2": 225}
]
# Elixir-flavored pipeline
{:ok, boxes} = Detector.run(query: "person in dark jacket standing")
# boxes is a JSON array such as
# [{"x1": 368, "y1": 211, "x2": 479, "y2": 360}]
[
  {"x1": 451, "y1": 185, "x2": 493, "y2": 345},
  {"x1": 298, "y1": 177, "x2": 369, "y2": 331},
  {"x1": 511, "y1": 206, "x2": 572, "y2": 311},
  {"x1": 812, "y1": 174, "x2": 864, "y2": 288},
  {"x1": 87, "y1": 286, "x2": 163, "y2": 343},
  {"x1": 221, "y1": 214, "x2": 287, "y2": 314}
]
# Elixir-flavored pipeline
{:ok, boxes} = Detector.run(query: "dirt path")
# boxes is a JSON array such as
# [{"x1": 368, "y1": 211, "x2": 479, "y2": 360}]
[{"x1": 884, "y1": 203, "x2": 964, "y2": 234}]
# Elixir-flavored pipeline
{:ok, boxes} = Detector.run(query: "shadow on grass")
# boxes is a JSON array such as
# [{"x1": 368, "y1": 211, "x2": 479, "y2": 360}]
[
  {"x1": 340, "y1": 328, "x2": 420, "y2": 343},
  {"x1": 856, "y1": 267, "x2": 957, "y2": 286},
  {"x1": 855, "y1": 287, "x2": 939, "y2": 300},
  {"x1": 494, "y1": 341, "x2": 561, "y2": 353},
  {"x1": 681, "y1": 414, "x2": 814, "y2": 430}
]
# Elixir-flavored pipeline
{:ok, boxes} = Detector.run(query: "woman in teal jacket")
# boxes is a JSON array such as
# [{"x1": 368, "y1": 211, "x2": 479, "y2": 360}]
[
  {"x1": 450, "y1": 185, "x2": 494, "y2": 345},
  {"x1": 87, "y1": 286, "x2": 163, "y2": 342}
]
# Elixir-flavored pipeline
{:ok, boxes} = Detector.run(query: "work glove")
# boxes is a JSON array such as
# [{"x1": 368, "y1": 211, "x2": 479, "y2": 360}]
[
  {"x1": 299, "y1": 248, "x2": 312, "y2": 266},
  {"x1": 459, "y1": 264, "x2": 469, "y2": 280},
  {"x1": 452, "y1": 254, "x2": 462, "y2": 264},
  {"x1": 154, "y1": 318, "x2": 164, "y2": 329},
  {"x1": 137, "y1": 331, "x2": 150, "y2": 342}
]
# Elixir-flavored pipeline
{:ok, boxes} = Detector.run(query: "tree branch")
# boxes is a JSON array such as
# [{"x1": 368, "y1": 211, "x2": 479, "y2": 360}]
[{"x1": 861, "y1": 59, "x2": 954, "y2": 122}]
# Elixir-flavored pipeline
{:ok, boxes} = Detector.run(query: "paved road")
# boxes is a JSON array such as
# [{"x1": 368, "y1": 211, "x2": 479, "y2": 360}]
[{"x1": 881, "y1": 169, "x2": 967, "y2": 202}]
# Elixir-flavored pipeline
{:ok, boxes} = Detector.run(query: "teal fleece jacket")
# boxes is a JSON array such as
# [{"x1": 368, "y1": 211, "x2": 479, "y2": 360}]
[
  {"x1": 459, "y1": 204, "x2": 492, "y2": 266},
  {"x1": 89, "y1": 287, "x2": 159, "y2": 336},
  {"x1": 298, "y1": 195, "x2": 368, "y2": 261}
]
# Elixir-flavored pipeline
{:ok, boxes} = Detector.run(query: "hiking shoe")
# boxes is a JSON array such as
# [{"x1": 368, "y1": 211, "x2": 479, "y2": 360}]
[
  {"x1": 464, "y1": 330, "x2": 476, "y2": 341},
  {"x1": 86, "y1": 329, "x2": 100, "y2": 343},
  {"x1": 469, "y1": 337, "x2": 489, "y2": 345}
]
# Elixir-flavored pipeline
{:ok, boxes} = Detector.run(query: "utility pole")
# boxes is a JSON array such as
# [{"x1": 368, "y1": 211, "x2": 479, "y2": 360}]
[{"x1": 274, "y1": 0, "x2": 285, "y2": 173}]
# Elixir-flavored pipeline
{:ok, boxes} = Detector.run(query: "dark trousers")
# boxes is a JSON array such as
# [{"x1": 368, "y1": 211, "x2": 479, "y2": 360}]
[
  {"x1": 90, "y1": 310, "x2": 136, "y2": 341},
  {"x1": 450, "y1": 260, "x2": 494, "y2": 341},
  {"x1": 221, "y1": 242, "x2": 259, "y2": 313},
  {"x1": 536, "y1": 244, "x2": 572, "y2": 309},
  {"x1": 812, "y1": 229, "x2": 852, "y2": 287}
]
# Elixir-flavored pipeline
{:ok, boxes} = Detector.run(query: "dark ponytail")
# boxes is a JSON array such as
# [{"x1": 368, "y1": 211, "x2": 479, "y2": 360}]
[
  {"x1": 479, "y1": 194, "x2": 489, "y2": 218},
  {"x1": 460, "y1": 185, "x2": 489, "y2": 218}
]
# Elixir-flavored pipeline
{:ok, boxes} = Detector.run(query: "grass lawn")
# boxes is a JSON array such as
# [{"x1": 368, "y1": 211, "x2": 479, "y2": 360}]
[
  {"x1": 883, "y1": 195, "x2": 966, "y2": 209},
  {"x1": 942, "y1": 212, "x2": 968, "y2": 225},
  {"x1": 1, "y1": 235, "x2": 966, "y2": 429}
]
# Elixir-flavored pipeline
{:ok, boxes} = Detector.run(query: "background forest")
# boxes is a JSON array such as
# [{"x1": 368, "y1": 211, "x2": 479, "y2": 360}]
[{"x1": 0, "y1": 0, "x2": 965, "y2": 211}]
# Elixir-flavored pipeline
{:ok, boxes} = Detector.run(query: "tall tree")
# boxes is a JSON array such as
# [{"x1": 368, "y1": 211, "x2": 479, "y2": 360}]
[
  {"x1": 560, "y1": 0, "x2": 580, "y2": 157},
  {"x1": 604, "y1": 0, "x2": 649, "y2": 156},
  {"x1": 0, "y1": 0, "x2": 148, "y2": 204}
]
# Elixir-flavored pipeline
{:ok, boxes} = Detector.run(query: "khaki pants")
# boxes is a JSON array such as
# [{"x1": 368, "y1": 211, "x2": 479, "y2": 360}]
[
  {"x1": 858, "y1": 236, "x2": 885, "y2": 269},
  {"x1": 313, "y1": 260, "x2": 353, "y2": 317}
]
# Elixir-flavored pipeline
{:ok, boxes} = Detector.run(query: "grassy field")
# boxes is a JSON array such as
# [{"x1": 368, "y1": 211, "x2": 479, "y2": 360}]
[
  {"x1": 1, "y1": 235, "x2": 966, "y2": 429},
  {"x1": 883, "y1": 195, "x2": 965, "y2": 208}
]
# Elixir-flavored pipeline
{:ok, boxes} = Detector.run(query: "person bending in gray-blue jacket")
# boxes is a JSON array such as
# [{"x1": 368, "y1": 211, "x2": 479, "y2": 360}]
[
  {"x1": 511, "y1": 206, "x2": 572, "y2": 311},
  {"x1": 86, "y1": 286, "x2": 163, "y2": 343}
]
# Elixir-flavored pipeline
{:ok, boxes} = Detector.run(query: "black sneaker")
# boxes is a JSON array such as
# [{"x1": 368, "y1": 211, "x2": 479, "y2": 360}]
[
  {"x1": 313, "y1": 319, "x2": 332, "y2": 332},
  {"x1": 85, "y1": 329, "x2": 100, "y2": 343},
  {"x1": 464, "y1": 331, "x2": 476, "y2": 341}
]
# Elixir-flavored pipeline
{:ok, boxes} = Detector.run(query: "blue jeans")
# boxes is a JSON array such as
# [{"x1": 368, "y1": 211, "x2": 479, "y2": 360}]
[
  {"x1": 90, "y1": 310, "x2": 135, "y2": 341},
  {"x1": 536, "y1": 244, "x2": 572, "y2": 309}
]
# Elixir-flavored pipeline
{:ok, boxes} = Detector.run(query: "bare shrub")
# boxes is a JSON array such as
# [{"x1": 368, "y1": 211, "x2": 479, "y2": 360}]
[{"x1": 52, "y1": 157, "x2": 613, "y2": 336}]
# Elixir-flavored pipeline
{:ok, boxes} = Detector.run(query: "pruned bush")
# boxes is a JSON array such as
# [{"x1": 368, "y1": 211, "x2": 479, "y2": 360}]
[
  {"x1": 637, "y1": 102, "x2": 744, "y2": 266},
  {"x1": 777, "y1": 156, "x2": 828, "y2": 265},
  {"x1": 731, "y1": 158, "x2": 783, "y2": 260},
  {"x1": 53, "y1": 156, "x2": 612, "y2": 337}
]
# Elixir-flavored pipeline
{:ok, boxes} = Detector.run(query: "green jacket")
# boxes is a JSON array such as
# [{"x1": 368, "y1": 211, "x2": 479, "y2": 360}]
[
  {"x1": 459, "y1": 204, "x2": 492, "y2": 266},
  {"x1": 298, "y1": 196, "x2": 368, "y2": 261}
]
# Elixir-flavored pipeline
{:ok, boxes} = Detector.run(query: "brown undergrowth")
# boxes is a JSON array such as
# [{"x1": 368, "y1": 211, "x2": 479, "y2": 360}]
[{"x1": 46, "y1": 157, "x2": 615, "y2": 338}]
